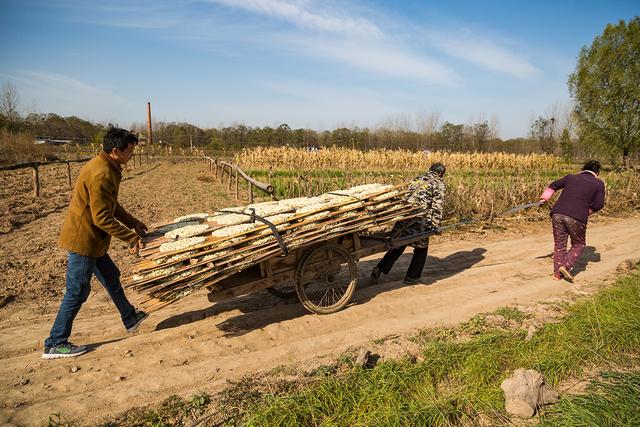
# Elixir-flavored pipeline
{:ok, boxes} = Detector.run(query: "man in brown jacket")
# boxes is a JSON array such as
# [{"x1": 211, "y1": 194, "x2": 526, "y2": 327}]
[{"x1": 43, "y1": 128, "x2": 149, "y2": 359}]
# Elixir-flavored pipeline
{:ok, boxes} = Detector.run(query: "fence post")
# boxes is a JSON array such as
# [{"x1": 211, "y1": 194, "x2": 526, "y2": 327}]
[
  {"x1": 66, "y1": 161, "x2": 72, "y2": 189},
  {"x1": 214, "y1": 160, "x2": 218, "y2": 179},
  {"x1": 248, "y1": 182, "x2": 254, "y2": 203},
  {"x1": 32, "y1": 164, "x2": 40, "y2": 197},
  {"x1": 227, "y1": 165, "x2": 233, "y2": 192},
  {"x1": 235, "y1": 169, "x2": 239, "y2": 198}
]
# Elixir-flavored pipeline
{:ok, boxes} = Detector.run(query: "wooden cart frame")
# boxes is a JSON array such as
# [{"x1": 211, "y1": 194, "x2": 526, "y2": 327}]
[{"x1": 206, "y1": 229, "x2": 437, "y2": 314}]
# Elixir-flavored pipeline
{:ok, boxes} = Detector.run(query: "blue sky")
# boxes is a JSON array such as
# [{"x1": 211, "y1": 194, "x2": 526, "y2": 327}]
[{"x1": 1, "y1": 0, "x2": 637, "y2": 138}]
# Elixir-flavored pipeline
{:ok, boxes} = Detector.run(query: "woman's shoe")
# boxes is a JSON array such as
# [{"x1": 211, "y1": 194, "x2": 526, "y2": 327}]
[{"x1": 559, "y1": 266, "x2": 574, "y2": 283}]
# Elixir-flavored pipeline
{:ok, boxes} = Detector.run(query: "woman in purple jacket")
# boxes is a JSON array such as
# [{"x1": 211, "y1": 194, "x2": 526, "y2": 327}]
[{"x1": 539, "y1": 160, "x2": 605, "y2": 282}]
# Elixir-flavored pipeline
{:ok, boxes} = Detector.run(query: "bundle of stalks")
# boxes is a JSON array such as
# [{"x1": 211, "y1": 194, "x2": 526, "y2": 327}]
[{"x1": 125, "y1": 183, "x2": 421, "y2": 311}]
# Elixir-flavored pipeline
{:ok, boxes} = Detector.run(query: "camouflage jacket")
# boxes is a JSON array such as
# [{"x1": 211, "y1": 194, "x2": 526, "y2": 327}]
[{"x1": 392, "y1": 171, "x2": 446, "y2": 248}]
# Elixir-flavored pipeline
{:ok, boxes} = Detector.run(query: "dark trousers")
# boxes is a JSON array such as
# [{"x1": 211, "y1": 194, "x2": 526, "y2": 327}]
[
  {"x1": 376, "y1": 240, "x2": 429, "y2": 280},
  {"x1": 551, "y1": 213, "x2": 587, "y2": 274},
  {"x1": 45, "y1": 252, "x2": 137, "y2": 347}
]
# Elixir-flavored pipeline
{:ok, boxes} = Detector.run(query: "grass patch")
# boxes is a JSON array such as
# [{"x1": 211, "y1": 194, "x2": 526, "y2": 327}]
[
  {"x1": 494, "y1": 306, "x2": 527, "y2": 323},
  {"x1": 539, "y1": 370, "x2": 640, "y2": 426},
  {"x1": 94, "y1": 392, "x2": 212, "y2": 427},
  {"x1": 239, "y1": 271, "x2": 640, "y2": 426}
]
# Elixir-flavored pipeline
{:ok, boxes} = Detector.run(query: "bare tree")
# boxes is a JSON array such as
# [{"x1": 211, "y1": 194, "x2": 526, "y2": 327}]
[
  {"x1": 415, "y1": 110, "x2": 440, "y2": 150},
  {"x1": 0, "y1": 83, "x2": 20, "y2": 126},
  {"x1": 489, "y1": 114, "x2": 500, "y2": 139}
]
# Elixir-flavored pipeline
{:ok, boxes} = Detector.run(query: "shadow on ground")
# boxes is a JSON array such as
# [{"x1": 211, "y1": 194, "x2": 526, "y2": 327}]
[
  {"x1": 572, "y1": 246, "x2": 601, "y2": 276},
  {"x1": 155, "y1": 247, "x2": 487, "y2": 337},
  {"x1": 354, "y1": 247, "x2": 487, "y2": 305}
]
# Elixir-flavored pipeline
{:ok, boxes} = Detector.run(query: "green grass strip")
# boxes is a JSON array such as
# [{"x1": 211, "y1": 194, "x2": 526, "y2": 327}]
[
  {"x1": 242, "y1": 271, "x2": 640, "y2": 426},
  {"x1": 538, "y1": 371, "x2": 640, "y2": 426}
]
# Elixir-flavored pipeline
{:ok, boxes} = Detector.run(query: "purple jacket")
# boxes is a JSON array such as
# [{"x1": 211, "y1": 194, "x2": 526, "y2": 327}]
[{"x1": 548, "y1": 171, "x2": 605, "y2": 224}]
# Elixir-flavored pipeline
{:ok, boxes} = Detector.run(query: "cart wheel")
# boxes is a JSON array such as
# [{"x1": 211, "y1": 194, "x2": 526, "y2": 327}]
[
  {"x1": 295, "y1": 244, "x2": 357, "y2": 314},
  {"x1": 266, "y1": 281, "x2": 297, "y2": 299}
]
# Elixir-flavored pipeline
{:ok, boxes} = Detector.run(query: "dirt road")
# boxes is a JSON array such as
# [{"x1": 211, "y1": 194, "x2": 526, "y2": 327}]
[
  {"x1": 1, "y1": 161, "x2": 638, "y2": 425},
  {"x1": 2, "y1": 213, "x2": 638, "y2": 424}
]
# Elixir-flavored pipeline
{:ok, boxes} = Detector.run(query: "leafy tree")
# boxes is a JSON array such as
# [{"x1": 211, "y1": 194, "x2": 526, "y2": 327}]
[
  {"x1": 472, "y1": 120, "x2": 490, "y2": 152},
  {"x1": 438, "y1": 122, "x2": 464, "y2": 151},
  {"x1": 530, "y1": 116, "x2": 556, "y2": 153},
  {"x1": 275, "y1": 123, "x2": 291, "y2": 145},
  {"x1": 331, "y1": 128, "x2": 352, "y2": 147},
  {"x1": 568, "y1": 17, "x2": 640, "y2": 166},
  {"x1": 559, "y1": 128, "x2": 573, "y2": 161}
]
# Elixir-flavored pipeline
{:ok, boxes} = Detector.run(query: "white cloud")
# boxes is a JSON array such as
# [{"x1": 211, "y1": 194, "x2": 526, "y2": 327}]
[
  {"x1": 212, "y1": 0, "x2": 382, "y2": 38},
  {"x1": 297, "y1": 38, "x2": 460, "y2": 86},
  {"x1": 427, "y1": 30, "x2": 540, "y2": 78},
  {"x1": 211, "y1": 0, "x2": 460, "y2": 85}
]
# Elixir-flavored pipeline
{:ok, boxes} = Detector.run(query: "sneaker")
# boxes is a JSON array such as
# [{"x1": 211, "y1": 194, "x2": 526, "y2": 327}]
[
  {"x1": 558, "y1": 266, "x2": 574, "y2": 283},
  {"x1": 371, "y1": 266, "x2": 382, "y2": 282},
  {"x1": 126, "y1": 310, "x2": 149, "y2": 333},
  {"x1": 42, "y1": 342, "x2": 87, "y2": 359},
  {"x1": 403, "y1": 276, "x2": 420, "y2": 285}
]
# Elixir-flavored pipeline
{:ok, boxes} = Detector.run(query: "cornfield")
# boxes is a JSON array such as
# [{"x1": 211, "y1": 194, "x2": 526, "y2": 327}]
[
  {"x1": 235, "y1": 147, "x2": 561, "y2": 172},
  {"x1": 235, "y1": 147, "x2": 640, "y2": 223}
]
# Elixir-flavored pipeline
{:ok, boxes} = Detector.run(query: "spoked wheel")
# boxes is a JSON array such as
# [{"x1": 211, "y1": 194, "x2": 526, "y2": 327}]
[
  {"x1": 295, "y1": 244, "x2": 357, "y2": 314},
  {"x1": 266, "y1": 280, "x2": 297, "y2": 299}
]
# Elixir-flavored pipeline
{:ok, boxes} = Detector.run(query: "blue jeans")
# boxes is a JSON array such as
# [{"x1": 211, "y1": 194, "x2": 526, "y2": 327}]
[{"x1": 45, "y1": 252, "x2": 137, "y2": 347}]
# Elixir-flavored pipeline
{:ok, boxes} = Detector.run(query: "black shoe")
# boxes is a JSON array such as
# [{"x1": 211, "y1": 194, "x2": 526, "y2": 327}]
[
  {"x1": 371, "y1": 266, "x2": 382, "y2": 282},
  {"x1": 126, "y1": 310, "x2": 149, "y2": 333},
  {"x1": 42, "y1": 342, "x2": 87, "y2": 359},
  {"x1": 403, "y1": 276, "x2": 420, "y2": 285}
]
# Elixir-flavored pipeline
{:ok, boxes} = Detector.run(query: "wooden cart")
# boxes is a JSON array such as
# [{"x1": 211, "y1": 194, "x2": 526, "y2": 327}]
[{"x1": 205, "y1": 228, "x2": 437, "y2": 314}]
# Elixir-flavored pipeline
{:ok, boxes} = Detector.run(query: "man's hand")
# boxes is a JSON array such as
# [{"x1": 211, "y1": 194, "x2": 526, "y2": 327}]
[
  {"x1": 129, "y1": 237, "x2": 145, "y2": 256},
  {"x1": 134, "y1": 221, "x2": 148, "y2": 237}
]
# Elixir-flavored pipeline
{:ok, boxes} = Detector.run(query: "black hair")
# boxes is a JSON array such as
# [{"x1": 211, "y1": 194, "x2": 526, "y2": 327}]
[
  {"x1": 429, "y1": 162, "x2": 446, "y2": 176},
  {"x1": 103, "y1": 127, "x2": 138, "y2": 154},
  {"x1": 582, "y1": 159, "x2": 600, "y2": 174}
]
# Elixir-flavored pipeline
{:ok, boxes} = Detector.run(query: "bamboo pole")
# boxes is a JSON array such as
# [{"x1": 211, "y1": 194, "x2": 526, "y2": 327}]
[
  {"x1": 219, "y1": 161, "x2": 273, "y2": 195},
  {"x1": 32, "y1": 164, "x2": 40, "y2": 197}
]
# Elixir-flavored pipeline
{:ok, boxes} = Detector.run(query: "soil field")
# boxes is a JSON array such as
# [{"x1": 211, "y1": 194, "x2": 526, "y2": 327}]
[{"x1": 0, "y1": 160, "x2": 638, "y2": 425}]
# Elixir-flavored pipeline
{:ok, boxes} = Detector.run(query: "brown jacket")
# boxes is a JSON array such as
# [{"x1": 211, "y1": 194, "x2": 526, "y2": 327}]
[{"x1": 58, "y1": 153, "x2": 140, "y2": 257}]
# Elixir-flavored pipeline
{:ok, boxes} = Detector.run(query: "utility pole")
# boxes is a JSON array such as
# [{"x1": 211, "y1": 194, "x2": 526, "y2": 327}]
[{"x1": 147, "y1": 102, "x2": 153, "y2": 145}]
